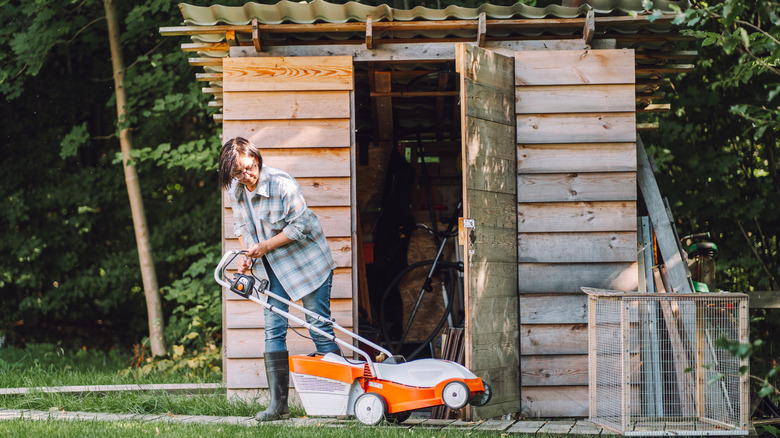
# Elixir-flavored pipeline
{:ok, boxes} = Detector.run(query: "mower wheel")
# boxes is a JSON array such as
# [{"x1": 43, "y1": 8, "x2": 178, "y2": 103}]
[
  {"x1": 441, "y1": 381, "x2": 470, "y2": 410},
  {"x1": 469, "y1": 379, "x2": 492, "y2": 407},
  {"x1": 354, "y1": 392, "x2": 387, "y2": 426},
  {"x1": 386, "y1": 410, "x2": 411, "y2": 424}
]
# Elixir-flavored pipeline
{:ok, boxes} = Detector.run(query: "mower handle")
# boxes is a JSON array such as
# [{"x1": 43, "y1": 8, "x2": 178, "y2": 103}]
[{"x1": 214, "y1": 250, "x2": 394, "y2": 369}]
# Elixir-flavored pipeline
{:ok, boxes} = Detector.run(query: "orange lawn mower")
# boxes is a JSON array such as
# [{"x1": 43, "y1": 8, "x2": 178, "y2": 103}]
[{"x1": 215, "y1": 250, "x2": 492, "y2": 425}]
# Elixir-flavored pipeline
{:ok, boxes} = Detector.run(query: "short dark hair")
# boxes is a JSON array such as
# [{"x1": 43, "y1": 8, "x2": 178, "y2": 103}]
[{"x1": 218, "y1": 137, "x2": 263, "y2": 190}]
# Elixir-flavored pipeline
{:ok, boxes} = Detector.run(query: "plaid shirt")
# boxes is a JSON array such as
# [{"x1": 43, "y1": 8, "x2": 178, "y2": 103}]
[{"x1": 228, "y1": 165, "x2": 336, "y2": 301}]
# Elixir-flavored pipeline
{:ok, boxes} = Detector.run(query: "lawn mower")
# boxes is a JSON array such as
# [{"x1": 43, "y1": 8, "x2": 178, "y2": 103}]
[{"x1": 214, "y1": 250, "x2": 492, "y2": 425}]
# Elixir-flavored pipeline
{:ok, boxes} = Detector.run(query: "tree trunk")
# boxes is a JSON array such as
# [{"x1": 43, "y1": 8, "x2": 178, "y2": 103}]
[{"x1": 104, "y1": 0, "x2": 167, "y2": 357}]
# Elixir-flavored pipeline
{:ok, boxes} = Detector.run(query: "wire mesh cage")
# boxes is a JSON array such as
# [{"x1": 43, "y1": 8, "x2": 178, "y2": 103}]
[{"x1": 583, "y1": 288, "x2": 750, "y2": 436}]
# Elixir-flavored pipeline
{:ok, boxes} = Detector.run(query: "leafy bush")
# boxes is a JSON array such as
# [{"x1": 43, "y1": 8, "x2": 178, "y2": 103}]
[{"x1": 121, "y1": 242, "x2": 223, "y2": 380}]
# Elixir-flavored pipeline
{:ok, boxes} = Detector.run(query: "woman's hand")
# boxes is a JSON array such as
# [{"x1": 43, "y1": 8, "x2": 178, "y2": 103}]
[
  {"x1": 237, "y1": 255, "x2": 253, "y2": 274},
  {"x1": 245, "y1": 241, "x2": 271, "y2": 259}
]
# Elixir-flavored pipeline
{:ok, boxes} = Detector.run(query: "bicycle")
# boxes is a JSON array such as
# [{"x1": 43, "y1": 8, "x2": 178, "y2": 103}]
[{"x1": 379, "y1": 200, "x2": 464, "y2": 361}]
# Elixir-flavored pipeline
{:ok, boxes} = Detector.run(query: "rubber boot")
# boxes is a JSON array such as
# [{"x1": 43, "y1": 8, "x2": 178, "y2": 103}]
[{"x1": 255, "y1": 351, "x2": 290, "y2": 421}]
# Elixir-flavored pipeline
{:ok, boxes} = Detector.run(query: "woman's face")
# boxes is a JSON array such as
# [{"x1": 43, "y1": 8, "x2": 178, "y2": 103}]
[{"x1": 233, "y1": 154, "x2": 260, "y2": 189}]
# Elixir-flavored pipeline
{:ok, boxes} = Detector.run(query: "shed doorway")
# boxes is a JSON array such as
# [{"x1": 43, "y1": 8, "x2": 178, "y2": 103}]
[{"x1": 354, "y1": 59, "x2": 465, "y2": 361}]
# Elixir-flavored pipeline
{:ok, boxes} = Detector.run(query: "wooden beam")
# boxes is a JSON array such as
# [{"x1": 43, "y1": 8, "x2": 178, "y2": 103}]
[
  {"x1": 251, "y1": 18, "x2": 261, "y2": 52},
  {"x1": 229, "y1": 40, "x2": 589, "y2": 61},
  {"x1": 637, "y1": 103, "x2": 671, "y2": 113},
  {"x1": 750, "y1": 291, "x2": 780, "y2": 308},
  {"x1": 636, "y1": 135, "x2": 692, "y2": 293},
  {"x1": 370, "y1": 90, "x2": 458, "y2": 98},
  {"x1": 372, "y1": 70, "x2": 393, "y2": 143},
  {"x1": 637, "y1": 64, "x2": 695, "y2": 74},
  {"x1": 636, "y1": 123, "x2": 659, "y2": 131},
  {"x1": 181, "y1": 42, "x2": 229, "y2": 52},
  {"x1": 365, "y1": 15, "x2": 373, "y2": 50},
  {"x1": 477, "y1": 13, "x2": 486, "y2": 47},
  {"x1": 188, "y1": 57, "x2": 222, "y2": 67},
  {"x1": 225, "y1": 30, "x2": 239, "y2": 47},
  {"x1": 195, "y1": 73, "x2": 223, "y2": 82},
  {"x1": 635, "y1": 50, "x2": 698, "y2": 61},
  {"x1": 583, "y1": 10, "x2": 595, "y2": 44}
]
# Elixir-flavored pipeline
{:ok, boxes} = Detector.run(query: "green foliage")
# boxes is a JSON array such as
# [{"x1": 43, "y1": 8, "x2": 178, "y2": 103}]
[
  {"x1": 119, "y1": 242, "x2": 224, "y2": 380},
  {"x1": 638, "y1": 0, "x2": 780, "y2": 408},
  {"x1": 0, "y1": 0, "x2": 221, "y2": 355}
]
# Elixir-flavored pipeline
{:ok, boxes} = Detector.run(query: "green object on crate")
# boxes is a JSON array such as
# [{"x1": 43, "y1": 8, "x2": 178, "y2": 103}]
[{"x1": 692, "y1": 281, "x2": 710, "y2": 293}]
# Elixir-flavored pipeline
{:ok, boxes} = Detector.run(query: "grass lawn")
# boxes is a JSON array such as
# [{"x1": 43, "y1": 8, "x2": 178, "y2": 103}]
[
  {"x1": 0, "y1": 419, "x2": 540, "y2": 438},
  {"x1": 0, "y1": 344, "x2": 575, "y2": 437}
]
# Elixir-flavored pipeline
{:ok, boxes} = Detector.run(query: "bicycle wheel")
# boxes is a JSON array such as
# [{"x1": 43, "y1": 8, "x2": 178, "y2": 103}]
[{"x1": 379, "y1": 260, "x2": 461, "y2": 359}]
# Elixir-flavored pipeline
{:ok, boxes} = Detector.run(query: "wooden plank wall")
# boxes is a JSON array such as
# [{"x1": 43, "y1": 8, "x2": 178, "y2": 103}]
[
  {"x1": 221, "y1": 56, "x2": 354, "y2": 397},
  {"x1": 514, "y1": 49, "x2": 638, "y2": 417}
]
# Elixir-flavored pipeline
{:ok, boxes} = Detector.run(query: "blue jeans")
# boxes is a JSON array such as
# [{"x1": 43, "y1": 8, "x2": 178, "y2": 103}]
[{"x1": 262, "y1": 259, "x2": 338, "y2": 354}]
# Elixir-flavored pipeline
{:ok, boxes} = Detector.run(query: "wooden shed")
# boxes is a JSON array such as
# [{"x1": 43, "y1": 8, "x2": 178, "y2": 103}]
[{"x1": 161, "y1": 0, "x2": 694, "y2": 420}]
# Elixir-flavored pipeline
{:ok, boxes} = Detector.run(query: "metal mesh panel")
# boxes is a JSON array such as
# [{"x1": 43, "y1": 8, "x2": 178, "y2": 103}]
[{"x1": 587, "y1": 291, "x2": 749, "y2": 436}]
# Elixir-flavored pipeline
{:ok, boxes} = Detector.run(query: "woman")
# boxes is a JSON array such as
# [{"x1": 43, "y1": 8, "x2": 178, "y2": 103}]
[{"x1": 219, "y1": 137, "x2": 338, "y2": 421}]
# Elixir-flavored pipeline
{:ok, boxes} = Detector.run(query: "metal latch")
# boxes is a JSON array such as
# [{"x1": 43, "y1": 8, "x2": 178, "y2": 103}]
[{"x1": 458, "y1": 218, "x2": 476, "y2": 249}]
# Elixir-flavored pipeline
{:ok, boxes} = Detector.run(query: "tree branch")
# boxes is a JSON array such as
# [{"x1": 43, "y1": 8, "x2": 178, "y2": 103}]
[
  {"x1": 736, "y1": 221, "x2": 780, "y2": 290},
  {"x1": 60, "y1": 16, "x2": 107, "y2": 45},
  {"x1": 126, "y1": 40, "x2": 166, "y2": 72}
]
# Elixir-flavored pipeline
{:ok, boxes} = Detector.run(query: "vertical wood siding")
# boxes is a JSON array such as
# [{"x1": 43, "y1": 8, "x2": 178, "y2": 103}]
[
  {"x1": 221, "y1": 56, "x2": 354, "y2": 391},
  {"x1": 515, "y1": 49, "x2": 638, "y2": 417}
]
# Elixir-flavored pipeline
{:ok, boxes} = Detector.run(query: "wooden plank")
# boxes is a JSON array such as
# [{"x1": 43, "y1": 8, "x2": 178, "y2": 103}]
[
  {"x1": 521, "y1": 354, "x2": 588, "y2": 386},
  {"x1": 518, "y1": 231, "x2": 637, "y2": 263},
  {"x1": 636, "y1": 136, "x2": 691, "y2": 292},
  {"x1": 657, "y1": 298, "x2": 696, "y2": 416},
  {"x1": 223, "y1": 90, "x2": 351, "y2": 120},
  {"x1": 516, "y1": 84, "x2": 635, "y2": 114},
  {"x1": 222, "y1": 119, "x2": 351, "y2": 148},
  {"x1": 225, "y1": 297, "x2": 353, "y2": 329},
  {"x1": 470, "y1": 296, "x2": 520, "y2": 338},
  {"x1": 223, "y1": 205, "x2": 350, "y2": 238},
  {"x1": 222, "y1": 176, "x2": 349, "y2": 207},
  {"x1": 517, "y1": 112, "x2": 636, "y2": 144},
  {"x1": 226, "y1": 358, "x2": 267, "y2": 388},
  {"x1": 517, "y1": 172, "x2": 636, "y2": 203},
  {"x1": 261, "y1": 148, "x2": 350, "y2": 178},
  {"x1": 517, "y1": 201, "x2": 636, "y2": 233},
  {"x1": 517, "y1": 143, "x2": 636, "y2": 173},
  {"x1": 518, "y1": 262, "x2": 638, "y2": 293},
  {"x1": 309, "y1": 206, "x2": 350, "y2": 237},
  {"x1": 520, "y1": 294, "x2": 587, "y2": 324},
  {"x1": 520, "y1": 386, "x2": 589, "y2": 417},
  {"x1": 465, "y1": 79, "x2": 515, "y2": 125},
  {"x1": 460, "y1": 43, "x2": 515, "y2": 89},
  {"x1": 224, "y1": 328, "x2": 354, "y2": 359},
  {"x1": 470, "y1": 329, "x2": 520, "y2": 371},
  {"x1": 515, "y1": 49, "x2": 635, "y2": 86},
  {"x1": 520, "y1": 323, "x2": 588, "y2": 355},
  {"x1": 750, "y1": 291, "x2": 780, "y2": 308},
  {"x1": 222, "y1": 56, "x2": 353, "y2": 92},
  {"x1": 231, "y1": 39, "x2": 589, "y2": 61},
  {"x1": 470, "y1": 364, "x2": 522, "y2": 410},
  {"x1": 465, "y1": 117, "x2": 516, "y2": 162},
  {"x1": 223, "y1": 237, "x2": 351, "y2": 268}
]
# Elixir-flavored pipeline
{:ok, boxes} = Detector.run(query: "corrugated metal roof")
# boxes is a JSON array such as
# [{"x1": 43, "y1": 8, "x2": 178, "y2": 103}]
[
  {"x1": 178, "y1": 0, "x2": 688, "y2": 25},
  {"x1": 176, "y1": 0, "x2": 689, "y2": 46}
]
